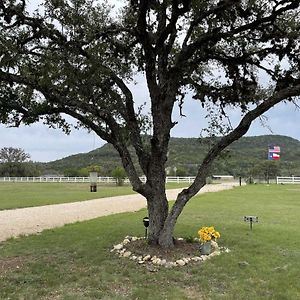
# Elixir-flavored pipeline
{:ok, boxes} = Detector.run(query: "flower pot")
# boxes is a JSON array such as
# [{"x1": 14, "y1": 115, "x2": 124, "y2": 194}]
[{"x1": 200, "y1": 241, "x2": 212, "y2": 255}]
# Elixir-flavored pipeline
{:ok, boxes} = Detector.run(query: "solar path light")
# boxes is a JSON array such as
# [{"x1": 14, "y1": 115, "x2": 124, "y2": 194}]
[
  {"x1": 143, "y1": 216, "x2": 149, "y2": 238},
  {"x1": 244, "y1": 216, "x2": 258, "y2": 230}
]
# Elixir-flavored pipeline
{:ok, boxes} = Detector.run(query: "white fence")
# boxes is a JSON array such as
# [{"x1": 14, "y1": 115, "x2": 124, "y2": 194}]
[
  {"x1": 0, "y1": 176, "x2": 197, "y2": 184},
  {"x1": 276, "y1": 176, "x2": 300, "y2": 184}
]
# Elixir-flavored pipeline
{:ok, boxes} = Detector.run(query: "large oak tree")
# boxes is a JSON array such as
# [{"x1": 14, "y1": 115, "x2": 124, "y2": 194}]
[{"x1": 1, "y1": 0, "x2": 300, "y2": 247}]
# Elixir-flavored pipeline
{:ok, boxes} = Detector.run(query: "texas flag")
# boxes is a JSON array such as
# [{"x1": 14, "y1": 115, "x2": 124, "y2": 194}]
[
  {"x1": 268, "y1": 145, "x2": 280, "y2": 160},
  {"x1": 272, "y1": 153, "x2": 280, "y2": 160}
]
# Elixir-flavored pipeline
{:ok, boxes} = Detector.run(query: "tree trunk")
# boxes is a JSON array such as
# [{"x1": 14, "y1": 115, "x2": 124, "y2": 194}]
[
  {"x1": 158, "y1": 190, "x2": 193, "y2": 248},
  {"x1": 146, "y1": 189, "x2": 169, "y2": 245}
]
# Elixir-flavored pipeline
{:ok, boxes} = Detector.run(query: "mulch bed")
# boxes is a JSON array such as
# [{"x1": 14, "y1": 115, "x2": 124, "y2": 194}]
[{"x1": 125, "y1": 239, "x2": 201, "y2": 261}]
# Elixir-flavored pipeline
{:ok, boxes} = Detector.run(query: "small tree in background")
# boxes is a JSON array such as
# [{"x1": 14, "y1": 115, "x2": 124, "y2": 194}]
[
  {"x1": 0, "y1": 147, "x2": 33, "y2": 176},
  {"x1": 111, "y1": 167, "x2": 127, "y2": 186},
  {"x1": 175, "y1": 167, "x2": 187, "y2": 177},
  {"x1": 0, "y1": 147, "x2": 30, "y2": 163},
  {"x1": 251, "y1": 161, "x2": 281, "y2": 183}
]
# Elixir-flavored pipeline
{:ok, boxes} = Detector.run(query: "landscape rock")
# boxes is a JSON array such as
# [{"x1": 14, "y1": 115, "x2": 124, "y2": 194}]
[
  {"x1": 160, "y1": 259, "x2": 167, "y2": 266},
  {"x1": 191, "y1": 256, "x2": 201, "y2": 262},
  {"x1": 176, "y1": 259, "x2": 186, "y2": 266},
  {"x1": 113, "y1": 244, "x2": 123, "y2": 250},
  {"x1": 112, "y1": 236, "x2": 231, "y2": 269},
  {"x1": 123, "y1": 251, "x2": 131, "y2": 258},
  {"x1": 238, "y1": 261, "x2": 250, "y2": 267},
  {"x1": 143, "y1": 255, "x2": 151, "y2": 261},
  {"x1": 153, "y1": 258, "x2": 161, "y2": 265}
]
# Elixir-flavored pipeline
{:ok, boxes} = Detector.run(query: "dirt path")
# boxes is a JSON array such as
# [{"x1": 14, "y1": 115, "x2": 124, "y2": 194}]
[{"x1": 0, "y1": 182, "x2": 239, "y2": 242}]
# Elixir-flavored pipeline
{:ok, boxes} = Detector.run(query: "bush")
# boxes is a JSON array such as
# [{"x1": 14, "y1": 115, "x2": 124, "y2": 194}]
[{"x1": 111, "y1": 167, "x2": 127, "y2": 186}]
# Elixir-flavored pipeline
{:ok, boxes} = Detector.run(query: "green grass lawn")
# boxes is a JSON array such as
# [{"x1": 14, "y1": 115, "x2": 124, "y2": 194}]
[
  {"x1": 0, "y1": 182, "x2": 188, "y2": 210},
  {"x1": 0, "y1": 184, "x2": 299, "y2": 299}
]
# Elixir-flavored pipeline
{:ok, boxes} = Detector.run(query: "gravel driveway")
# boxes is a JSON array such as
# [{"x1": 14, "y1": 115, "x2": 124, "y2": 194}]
[{"x1": 0, "y1": 182, "x2": 239, "y2": 242}]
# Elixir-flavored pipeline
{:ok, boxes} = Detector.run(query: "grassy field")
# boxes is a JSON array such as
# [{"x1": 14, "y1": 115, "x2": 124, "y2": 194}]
[
  {"x1": 0, "y1": 184, "x2": 299, "y2": 299},
  {"x1": 0, "y1": 182, "x2": 188, "y2": 210}
]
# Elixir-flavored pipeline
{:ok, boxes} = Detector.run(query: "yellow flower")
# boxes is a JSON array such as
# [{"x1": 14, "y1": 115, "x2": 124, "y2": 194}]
[{"x1": 198, "y1": 226, "x2": 221, "y2": 242}]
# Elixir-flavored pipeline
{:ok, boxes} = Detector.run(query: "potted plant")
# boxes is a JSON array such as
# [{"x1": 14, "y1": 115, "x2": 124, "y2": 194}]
[{"x1": 198, "y1": 226, "x2": 221, "y2": 255}]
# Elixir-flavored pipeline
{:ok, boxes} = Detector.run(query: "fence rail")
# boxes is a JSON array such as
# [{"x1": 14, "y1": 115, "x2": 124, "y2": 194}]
[
  {"x1": 0, "y1": 176, "x2": 198, "y2": 184},
  {"x1": 276, "y1": 176, "x2": 300, "y2": 184}
]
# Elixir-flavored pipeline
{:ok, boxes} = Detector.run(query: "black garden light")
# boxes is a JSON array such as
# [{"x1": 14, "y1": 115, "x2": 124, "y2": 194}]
[{"x1": 143, "y1": 216, "x2": 149, "y2": 238}]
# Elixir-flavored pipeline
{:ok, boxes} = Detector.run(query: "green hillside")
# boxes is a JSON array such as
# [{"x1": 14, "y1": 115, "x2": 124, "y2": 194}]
[{"x1": 43, "y1": 135, "x2": 300, "y2": 177}]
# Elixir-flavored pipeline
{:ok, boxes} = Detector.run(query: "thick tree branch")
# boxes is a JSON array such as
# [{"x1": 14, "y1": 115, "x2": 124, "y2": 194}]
[{"x1": 162, "y1": 83, "x2": 300, "y2": 235}]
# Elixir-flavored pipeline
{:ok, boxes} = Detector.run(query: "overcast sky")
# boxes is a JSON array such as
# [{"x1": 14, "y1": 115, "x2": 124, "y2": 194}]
[{"x1": 1, "y1": 1, "x2": 300, "y2": 162}]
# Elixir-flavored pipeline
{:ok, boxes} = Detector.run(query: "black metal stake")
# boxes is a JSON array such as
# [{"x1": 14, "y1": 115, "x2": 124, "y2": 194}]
[{"x1": 250, "y1": 219, "x2": 253, "y2": 230}]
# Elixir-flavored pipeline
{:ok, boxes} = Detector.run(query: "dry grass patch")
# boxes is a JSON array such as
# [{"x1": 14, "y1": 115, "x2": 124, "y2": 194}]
[{"x1": 0, "y1": 256, "x2": 29, "y2": 275}]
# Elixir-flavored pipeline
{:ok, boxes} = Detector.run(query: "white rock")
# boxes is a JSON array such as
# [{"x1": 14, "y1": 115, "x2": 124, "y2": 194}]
[
  {"x1": 225, "y1": 248, "x2": 231, "y2": 253},
  {"x1": 192, "y1": 256, "x2": 202, "y2": 262},
  {"x1": 120, "y1": 249, "x2": 126, "y2": 254},
  {"x1": 177, "y1": 238, "x2": 184, "y2": 241},
  {"x1": 122, "y1": 239, "x2": 130, "y2": 245},
  {"x1": 211, "y1": 240, "x2": 219, "y2": 249},
  {"x1": 151, "y1": 256, "x2": 157, "y2": 261},
  {"x1": 123, "y1": 251, "x2": 131, "y2": 258},
  {"x1": 176, "y1": 260, "x2": 186, "y2": 266},
  {"x1": 114, "y1": 244, "x2": 123, "y2": 250},
  {"x1": 132, "y1": 237, "x2": 138, "y2": 241},
  {"x1": 138, "y1": 260, "x2": 145, "y2": 264},
  {"x1": 160, "y1": 259, "x2": 167, "y2": 266},
  {"x1": 143, "y1": 255, "x2": 151, "y2": 261},
  {"x1": 131, "y1": 256, "x2": 137, "y2": 260}
]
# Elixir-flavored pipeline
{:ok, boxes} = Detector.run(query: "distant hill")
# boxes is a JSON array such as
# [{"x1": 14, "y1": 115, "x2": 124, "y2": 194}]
[{"x1": 42, "y1": 135, "x2": 300, "y2": 177}]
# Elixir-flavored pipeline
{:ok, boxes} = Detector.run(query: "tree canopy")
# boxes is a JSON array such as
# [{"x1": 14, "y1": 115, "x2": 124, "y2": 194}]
[
  {"x1": 0, "y1": 146, "x2": 40, "y2": 176},
  {"x1": 0, "y1": 146, "x2": 30, "y2": 163},
  {"x1": 1, "y1": 0, "x2": 300, "y2": 247}
]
